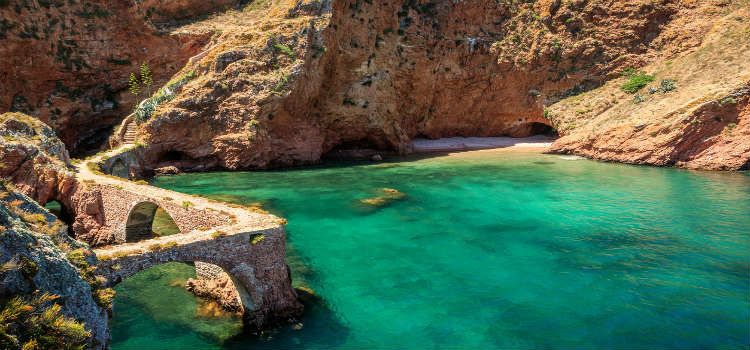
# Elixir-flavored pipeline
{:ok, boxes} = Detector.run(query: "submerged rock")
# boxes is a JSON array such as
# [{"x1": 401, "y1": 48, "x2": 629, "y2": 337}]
[{"x1": 355, "y1": 188, "x2": 407, "y2": 212}]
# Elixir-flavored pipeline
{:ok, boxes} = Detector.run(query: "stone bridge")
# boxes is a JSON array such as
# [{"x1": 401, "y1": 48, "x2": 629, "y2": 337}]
[
  {"x1": 84, "y1": 182, "x2": 229, "y2": 243},
  {"x1": 77, "y1": 145, "x2": 302, "y2": 329},
  {"x1": 93, "y1": 225, "x2": 301, "y2": 328}
]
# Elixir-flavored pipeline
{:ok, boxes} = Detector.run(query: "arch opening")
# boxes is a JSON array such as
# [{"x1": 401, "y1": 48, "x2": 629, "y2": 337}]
[
  {"x1": 109, "y1": 262, "x2": 255, "y2": 322},
  {"x1": 125, "y1": 202, "x2": 181, "y2": 242},
  {"x1": 109, "y1": 262, "x2": 248, "y2": 339},
  {"x1": 110, "y1": 158, "x2": 129, "y2": 179},
  {"x1": 44, "y1": 200, "x2": 75, "y2": 237}
]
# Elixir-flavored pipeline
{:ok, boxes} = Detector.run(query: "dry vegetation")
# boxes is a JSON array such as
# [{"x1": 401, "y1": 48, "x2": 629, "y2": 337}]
[{"x1": 546, "y1": 3, "x2": 749, "y2": 137}]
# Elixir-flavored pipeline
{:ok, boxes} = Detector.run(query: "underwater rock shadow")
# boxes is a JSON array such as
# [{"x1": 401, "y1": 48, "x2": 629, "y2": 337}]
[{"x1": 221, "y1": 290, "x2": 352, "y2": 349}]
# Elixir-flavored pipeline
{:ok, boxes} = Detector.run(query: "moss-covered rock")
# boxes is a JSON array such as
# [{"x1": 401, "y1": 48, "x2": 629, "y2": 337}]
[{"x1": 0, "y1": 181, "x2": 109, "y2": 349}]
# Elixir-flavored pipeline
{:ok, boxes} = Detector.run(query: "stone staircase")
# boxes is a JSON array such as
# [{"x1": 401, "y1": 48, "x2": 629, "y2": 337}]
[{"x1": 122, "y1": 121, "x2": 137, "y2": 143}]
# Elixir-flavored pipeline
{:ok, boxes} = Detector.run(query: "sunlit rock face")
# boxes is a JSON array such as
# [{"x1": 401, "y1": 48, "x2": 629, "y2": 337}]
[
  {"x1": 130, "y1": 0, "x2": 744, "y2": 171},
  {"x1": 0, "y1": 0, "x2": 211, "y2": 155},
  {"x1": 0, "y1": 184, "x2": 110, "y2": 349}
]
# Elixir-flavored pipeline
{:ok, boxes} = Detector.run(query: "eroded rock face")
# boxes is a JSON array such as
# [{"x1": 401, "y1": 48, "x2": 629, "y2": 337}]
[
  {"x1": 0, "y1": 0, "x2": 210, "y2": 155},
  {"x1": 132, "y1": 0, "x2": 743, "y2": 171},
  {"x1": 0, "y1": 112, "x2": 119, "y2": 246},
  {"x1": 546, "y1": 7, "x2": 750, "y2": 170},
  {"x1": 0, "y1": 112, "x2": 75, "y2": 204},
  {"x1": 550, "y1": 90, "x2": 750, "y2": 170},
  {"x1": 0, "y1": 183, "x2": 109, "y2": 349}
]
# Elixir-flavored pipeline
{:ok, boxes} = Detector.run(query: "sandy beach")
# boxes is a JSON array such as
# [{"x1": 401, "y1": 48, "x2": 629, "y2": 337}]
[{"x1": 411, "y1": 135, "x2": 554, "y2": 153}]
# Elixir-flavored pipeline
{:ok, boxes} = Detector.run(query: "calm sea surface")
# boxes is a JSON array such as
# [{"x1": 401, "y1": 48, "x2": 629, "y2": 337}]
[{"x1": 110, "y1": 151, "x2": 750, "y2": 349}]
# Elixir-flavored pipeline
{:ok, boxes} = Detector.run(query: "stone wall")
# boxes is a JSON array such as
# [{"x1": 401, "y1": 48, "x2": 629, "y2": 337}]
[
  {"x1": 195, "y1": 261, "x2": 225, "y2": 280},
  {"x1": 100, "y1": 147, "x2": 144, "y2": 180}
]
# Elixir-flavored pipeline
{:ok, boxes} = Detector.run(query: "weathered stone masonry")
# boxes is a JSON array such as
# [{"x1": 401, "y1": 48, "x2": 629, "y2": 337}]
[
  {"x1": 95, "y1": 226, "x2": 302, "y2": 329},
  {"x1": 85, "y1": 183, "x2": 228, "y2": 244}
]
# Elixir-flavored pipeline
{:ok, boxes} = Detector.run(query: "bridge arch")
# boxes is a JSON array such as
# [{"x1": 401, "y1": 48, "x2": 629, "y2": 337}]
[
  {"x1": 125, "y1": 201, "x2": 182, "y2": 242},
  {"x1": 96, "y1": 227, "x2": 303, "y2": 329},
  {"x1": 110, "y1": 260, "x2": 255, "y2": 314},
  {"x1": 110, "y1": 158, "x2": 129, "y2": 179}
]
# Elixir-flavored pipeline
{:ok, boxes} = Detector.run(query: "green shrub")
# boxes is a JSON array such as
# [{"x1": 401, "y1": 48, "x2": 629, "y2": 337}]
[
  {"x1": 250, "y1": 234, "x2": 265, "y2": 245},
  {"x1": 273, "y1": 43, "x2": 294, "y2": 58},
  {"x1": 134, "y1": 70, "x2": 197, "y2": 123},
  {"x1": 0, "y1": 293, "x2": 91, "y2": 350},
  {"x1": 67, "y1": 249, "x2": 115, "y2": 309},
  {"x1": 181, "y1": 201, "x2": 193, "y2": 209},
  {"x1": 660, "y1": 79, "x2": 676, "y2": 92},
  {"x1": 19, "y1": 256, "x2": 37, "y2": 279},
  {"x1": 720, "y1": 96, "x2": 737, "y2": 105},
  {"x1": 621, "y1": 70, "x2": 654, "y2": 94}
]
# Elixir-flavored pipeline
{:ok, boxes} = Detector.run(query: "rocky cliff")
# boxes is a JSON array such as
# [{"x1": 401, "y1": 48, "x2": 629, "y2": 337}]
[
  {"x1": 0, "y1": 0, "x2": 214, "y2": 155},
  {"x1": 110, "y1": 0, "x2": 748, "y2": 171},
  {"x1": 0, "y1": 112, "x2": 121, "y2": 247},
  {"x1": 546, "y1": 5, "x2": 750, "y2": 170},
  {"x1": 0, "y1": 181, "x2": 109, "y2": 349}
]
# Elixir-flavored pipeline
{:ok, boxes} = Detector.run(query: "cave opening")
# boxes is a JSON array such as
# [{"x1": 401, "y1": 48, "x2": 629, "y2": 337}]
[
  {"x1": 508, "y1": 122, "x2": 559, "y2": 138},
  {"x1": 71, "y1": 124, "x2": 116, "y2": 158},
  {"x1": 323, "y1": 137, "x2": 388, "y2": 160},
  {"x1": 527, "y1": 122, "x2": 559, "y2": 137},
  {"x1": 332, "y1": 137, "x2": 386, "y2": 151},
  {"x1": 158, "y1": 150, "x2": 193, "y2": 163}
]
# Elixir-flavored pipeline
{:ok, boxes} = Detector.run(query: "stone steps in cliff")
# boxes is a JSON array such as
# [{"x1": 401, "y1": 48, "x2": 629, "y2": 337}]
[{"x1": 122, "y1": 122, "x2": 137, "y2": 143}]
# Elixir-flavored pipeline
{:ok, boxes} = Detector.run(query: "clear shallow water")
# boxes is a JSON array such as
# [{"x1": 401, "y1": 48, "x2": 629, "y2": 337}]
[{"x1": 111, "y1": 151, "x2": 750, "y2": 349}]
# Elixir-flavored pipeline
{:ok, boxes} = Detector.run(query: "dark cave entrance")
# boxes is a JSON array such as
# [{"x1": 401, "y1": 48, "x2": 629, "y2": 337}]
[
  {"x1": 323, "y1": 137, "x2": 388, "y2": 160},
  {"x1": 71, "y1": 124, "x2": 116, "y2": 158},
  {"x1": 158, "y1": 150, "x2": 193, "y2": 163},
  {"x1": 527, "y1": 122, "x2": 558, "y2": 137},
  {"x1": 335, "y1": 139, "x2": 380, "y2": 150},
  {"x1": 509, "y1": 122, "x2": 559, "y2": 138},
  {"x1": 44, "y1": 200, "x2": 75, "y2": 237}
]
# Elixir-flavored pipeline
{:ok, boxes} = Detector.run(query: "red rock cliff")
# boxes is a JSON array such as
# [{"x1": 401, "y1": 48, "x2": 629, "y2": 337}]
[{"x1": 128, "y1": 0, "x2": 746, "y2": 170}]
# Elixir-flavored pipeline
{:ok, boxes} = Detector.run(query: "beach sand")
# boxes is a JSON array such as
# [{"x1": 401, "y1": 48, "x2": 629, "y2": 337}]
[{"x1": 411, "y1": 135, "x2": 554, "y2": 153}]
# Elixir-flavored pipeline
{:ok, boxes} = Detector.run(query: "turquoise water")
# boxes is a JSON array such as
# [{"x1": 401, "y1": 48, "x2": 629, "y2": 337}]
[{"x1": 110, "y1": 151, "x2": 750, "y2": 349}]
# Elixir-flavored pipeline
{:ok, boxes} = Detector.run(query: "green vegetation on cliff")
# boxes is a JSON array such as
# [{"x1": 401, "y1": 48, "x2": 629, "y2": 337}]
[
  {"x1": 0, "y1": 180, "x2": 108, "y2": 348},
  {"x1": 0, "y1": 292, "x2": 90, "y2": 350}
]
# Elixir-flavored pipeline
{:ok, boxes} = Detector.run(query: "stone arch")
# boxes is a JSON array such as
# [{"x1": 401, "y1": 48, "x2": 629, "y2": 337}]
[
  {"x1": 110, "y1": 261, "x2": 255, "y2": 314},
  {"x1": 125, "y1": 201, "x2": 181, "y2": 242},
  {"x1": 44, "y1": 200, "x2": 75, "y2": 237},
  {"x1": 110, "y1": 158, "x2": 129, "y2": 179},
  {"x1": 96, "y1": 226, "x2": 303, "y2": 329}
]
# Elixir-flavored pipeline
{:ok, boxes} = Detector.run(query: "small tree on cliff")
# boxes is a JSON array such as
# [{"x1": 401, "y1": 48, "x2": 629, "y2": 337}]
[
  {"x1": 128, "y1": 62, "x2": 153, "y2": 100},
  {"x1": 140, "y1": 62, "x2": 153, "y2": 96},
  {"x1": 128, "y1": 72, "x2": 141, "y2": 100}
]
